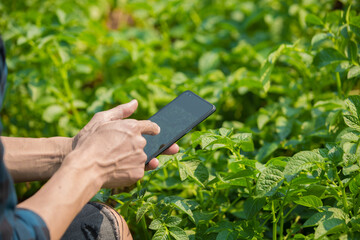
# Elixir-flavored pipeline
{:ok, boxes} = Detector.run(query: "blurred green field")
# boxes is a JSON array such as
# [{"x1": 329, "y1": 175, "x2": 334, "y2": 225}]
[{"x1": 1, "y1": 0, "x2": 360, "y2": 239}]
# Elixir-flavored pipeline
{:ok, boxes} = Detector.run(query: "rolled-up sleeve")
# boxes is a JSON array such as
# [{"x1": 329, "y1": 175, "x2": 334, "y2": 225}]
[{"x1": 0, "y1": 149, "x2": 50, "y2": 240}]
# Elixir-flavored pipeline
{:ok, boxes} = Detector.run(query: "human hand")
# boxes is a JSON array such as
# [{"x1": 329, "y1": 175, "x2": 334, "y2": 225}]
[
  {"x1": 68, "y1": 100, "x2": 179, "y2": 187},
  {"x1": 145, "y1": 144, "x2": 179, "y2": 171},
  {"x1": 72, "y1": 100, "x2": 178, "y2": 170},
  {"x1": 66, "y1": 117, "x2": 160, "y2": 187}
]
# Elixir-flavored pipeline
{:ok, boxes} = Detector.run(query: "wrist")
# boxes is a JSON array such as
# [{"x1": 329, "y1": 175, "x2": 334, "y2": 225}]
[
  {"x1": 62, "y1": 149, "x2": 105, "y2": 190},
  {"x1": 62, "y1": 137, "x2": 74, "y2": 161}
]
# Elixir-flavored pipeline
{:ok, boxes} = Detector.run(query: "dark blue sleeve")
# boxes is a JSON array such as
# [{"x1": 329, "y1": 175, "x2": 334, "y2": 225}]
[{"x1": 0, "y1": 37, "x2": 50, "y2": 240}]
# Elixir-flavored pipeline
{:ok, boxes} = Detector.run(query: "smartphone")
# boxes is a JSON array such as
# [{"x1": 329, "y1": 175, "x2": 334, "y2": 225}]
[{"x1": 143, "y1": 90, "x2": 216, "y2": 164}]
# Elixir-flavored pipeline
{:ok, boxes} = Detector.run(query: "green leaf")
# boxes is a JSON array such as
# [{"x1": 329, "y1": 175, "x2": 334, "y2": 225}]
[
  {"x1": 225, "y1": 169, "x2": 254, "y2": 180},
  {"x1": 178, "y1": 162, "x2": 188, "y2": 181},
  {"x1": 342, "y1": 153, "x2": 360, "y2": 166},
  {"x1": 314, "y1": 99, "x2": 344, "y2": 110},
  {"x1": 313, "y1": 48, "x2": 348, "y2": 68},
  {"x1": 303, "y1": 212, "x2": 328, "y2": 227},
  {"x1": 255, "y1": 167, "x2": 284, "y2": 197},
  {"x1": 236, "y1": 78, "x2": 263, "y2": 89},
  {"x1": 327, "y1": 145, "x2": 344, "y2": 164},
  {"x1": 259, "y1": 44, "x2": 287, "y2": 92},
  {"x1": 343, "y1": 115, "x2": 360, "y2": 131},
  {"x1": 178, "y1": 160, "x2": 209, "y2": 187},
  {"x1": 243, "y1": 197, "x2": 266, "y2": 220},
  {"x1": 347, "y1": 40, "x2": 358, "y2": 64},
  {"x1": 229, "y1": 160, "x2": 257, "y2": 171},
  {"x1": 136, "y1": 202, "x2": 152, "y2": 223},
  {"x1": 336, "y1": 128, "x2": 360, "y2": 142},
  {"x1": 314, "y1": 218, "x2": 346, "y2": 239},
  {"x1": 152, "y1": 226, "x2": 168, "y2": 240},
  {"x1": 256, "y1": 142, "x2": 280, "y2": 162},
  {"x1": 350, "y1": 217, "x2": 360, "y2": 232},
  {"x1": 42, "y1": 105, "x2": 64, "y2": 123},
  {"x1": 311, "y1": 33, "x2": 332, "y2": 49},
  {"x1": 349, "y1": 174, "x2": 360, "y2": 195},
  {"x1": 284, "y1": 151, "x2": 324, "y2": 181},
  {"x1": 345, "y1": 96, "x2": 360, "y2": 118},
  {"x1": 203, "y1": 138, "x2": 233, "y2": 150},
  {"x1": 294, "y1": 195, "x2": 323, "y2": 209},
  {"x1": 231, "y1": 133, "x2": 254, "y2": 151},
  {"x1": 259, "y1": 61, "x2": 273, "y2": 92},
  {"x1": 165, "y1": 216, "x2": 182, "y2": 227},
  {"x1": 290, "y1": 176, "x2": 319, "y2": 186},
  {"x1": 169, "y1": 226, "x2": 189, "y2": 240},
  {"x1": 343, "y1": 164, "x2": 359, "y2": 175},
  {"x1": 305, "y1": 14, "x2": 324, "y2": 26},
  {"x1": 348, "y1": 66, "x2": 360, "y2": 79},
  {"x1": 219, "y1": 128, "x2": 233, "y2": 137},
  {"x1": 303, "y1": 207, "x2": 348, "y2": 227},
  {"x1": 216, "y1": 230, "x2": 237, "y2": 240},
  {"x1": 206, "y1": 221, "x2": 234, "y2": 234},
  {"x1": 199, "y1": 51, "x2": 220, "y2": 75},
  {"x1": 91, "y1": 188, "x2": 111, "y2": 202},
  {"x1": 275, "y1": 116, "x2": 293, "y2": 140},
  {"x1": 257, "y1": 114, "x2": 270, "y2": 130},
  {"x1": 191, "y1": 131, "x2": 204, "y2": 147},
  {"x1": 149, "y1": 219, "x2": 163, "y2": 230},
  {"x1": 171, "y1": 199, "x2": 195, "y2": 223},
  {"x1": 56, "y1": 9, "x2": 66, "y2": 24},
  {"x1": 305, "y1": 185, "x2": 327, "y2": 198},
  {"x1": 193, "y1": 211, "x2": 217, "y2": 225},
  {"x1": 200, "y1": 135, "x2": 218, "y2": 149},
  {"x1": 350, "y1": 24, "x2": 360, "y2": 37}
]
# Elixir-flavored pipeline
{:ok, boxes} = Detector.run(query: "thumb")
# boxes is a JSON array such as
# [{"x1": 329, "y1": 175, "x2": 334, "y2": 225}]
[{"x1": 105, "y1": 99, "x2": 138, "y2": 120}]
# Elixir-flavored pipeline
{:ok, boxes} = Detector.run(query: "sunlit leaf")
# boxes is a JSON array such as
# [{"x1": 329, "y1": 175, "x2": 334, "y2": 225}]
[
  {"x1": 294, "y1": 195, "x2": 323, "y2": 208},
  {"x1": 152, "y1": 226, "x2": 168, "y2": 240},
  {"x1": 169, "y1": 226, "x2": 189, "y2": 240},
  {"x1": 284, "y1": 151, "x2": 324, "y2": 181},
  {"x1": 149, "y1": 219, "x2": 163, "y2": 230},
  {"x1": 255, "y1": 167, "x2": 284, "y2": 197},
  {"x1": 313, "y1": 48, "x2": 348, "y2": 68}
]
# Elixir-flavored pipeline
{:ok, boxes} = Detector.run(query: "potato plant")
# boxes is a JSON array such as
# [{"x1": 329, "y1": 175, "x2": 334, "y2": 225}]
[{"x1": 1, "y1": 0, "x2": 360, "y2": 239}]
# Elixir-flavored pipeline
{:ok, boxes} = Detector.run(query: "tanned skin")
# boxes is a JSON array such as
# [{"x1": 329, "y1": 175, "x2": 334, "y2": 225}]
[{"x1": 3, "y1": 100, "x2": 179, "y2": 239}]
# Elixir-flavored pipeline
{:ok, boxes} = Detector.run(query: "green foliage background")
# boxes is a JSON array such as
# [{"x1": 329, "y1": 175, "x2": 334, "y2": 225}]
[{"x1": 1, "y1": 0, "x2": 360, "y2": 239}]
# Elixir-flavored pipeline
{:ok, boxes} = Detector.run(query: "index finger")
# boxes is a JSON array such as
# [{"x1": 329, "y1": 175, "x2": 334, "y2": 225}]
[{"x1": 137, "y1": 120, "x2": 160, "y2": 135}]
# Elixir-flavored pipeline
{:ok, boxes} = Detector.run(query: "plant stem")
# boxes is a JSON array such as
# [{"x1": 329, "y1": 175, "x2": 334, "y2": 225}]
[
  {"x1": 163, "y1": 166, "x2": 168, "y2": 179},
  {"x1": 230, "y1": 147, "x2": 253, "y2": 196},
  {"x1": 334, "y1": 166, "x2": 350, "y2": 215},
  {"x1": 141, "y1": 215, "x2": 150, "y2": 240},
  {"x1": 284, "y1": 215, "x2": 300, "y2": 240},
  {"x1": 336, "y1": 72, "x2": 343, "y2": 99},
  {"x1": 277, "y1": 188, "x2": 290, "y2": 239},
  {"x1": 284, "y1": 206, "x2": 297, "y2": 219},
  {"x1": 246, "y1": 178, "x2": 253, "y2": 196},
  {"x1": 198, "y1": 188, "x2": 204, "y2": 205},
  {"x1": 272, "y1": 201, "x2": 277, "y2": 240},
  {"x1": 279, "y1": 210, "x2": 284, "y2": 240},
  {"x1": 223, "y1": 194, "x2": 242, "y2": 215},
  {"x1": 60, "y1": 66, "x2": 82, "y2": 127},
  {"x1": 47, "y1": 46, "x2": 82, "y2": 127}
]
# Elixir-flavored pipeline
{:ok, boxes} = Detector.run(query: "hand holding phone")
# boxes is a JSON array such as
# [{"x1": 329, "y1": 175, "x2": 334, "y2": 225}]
[{"x1": 143, "y1": 91, "x2": 216, "y2": 164}]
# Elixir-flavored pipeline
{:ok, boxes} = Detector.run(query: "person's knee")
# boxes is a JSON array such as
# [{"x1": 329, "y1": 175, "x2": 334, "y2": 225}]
[
  {"x1": 62, "y1": 202, "x2": 133, "y2": 240},
  {"x1": 100, "y1": 203, "x2": 133, "y2": 240}
]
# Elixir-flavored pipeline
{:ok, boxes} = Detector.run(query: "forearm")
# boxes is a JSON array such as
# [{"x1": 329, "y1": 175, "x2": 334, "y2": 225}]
[
  {"x1": 18, "y1": 150, "x2": 103, "y2": 240},
  {"x1": 2, "y1": 136, "x2": 73, "y2": 182}
]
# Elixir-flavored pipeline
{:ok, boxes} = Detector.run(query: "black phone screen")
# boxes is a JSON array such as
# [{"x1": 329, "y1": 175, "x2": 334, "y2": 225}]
[{"x1": 143, "y1": 91, "x2": 215, "y2": 164}]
